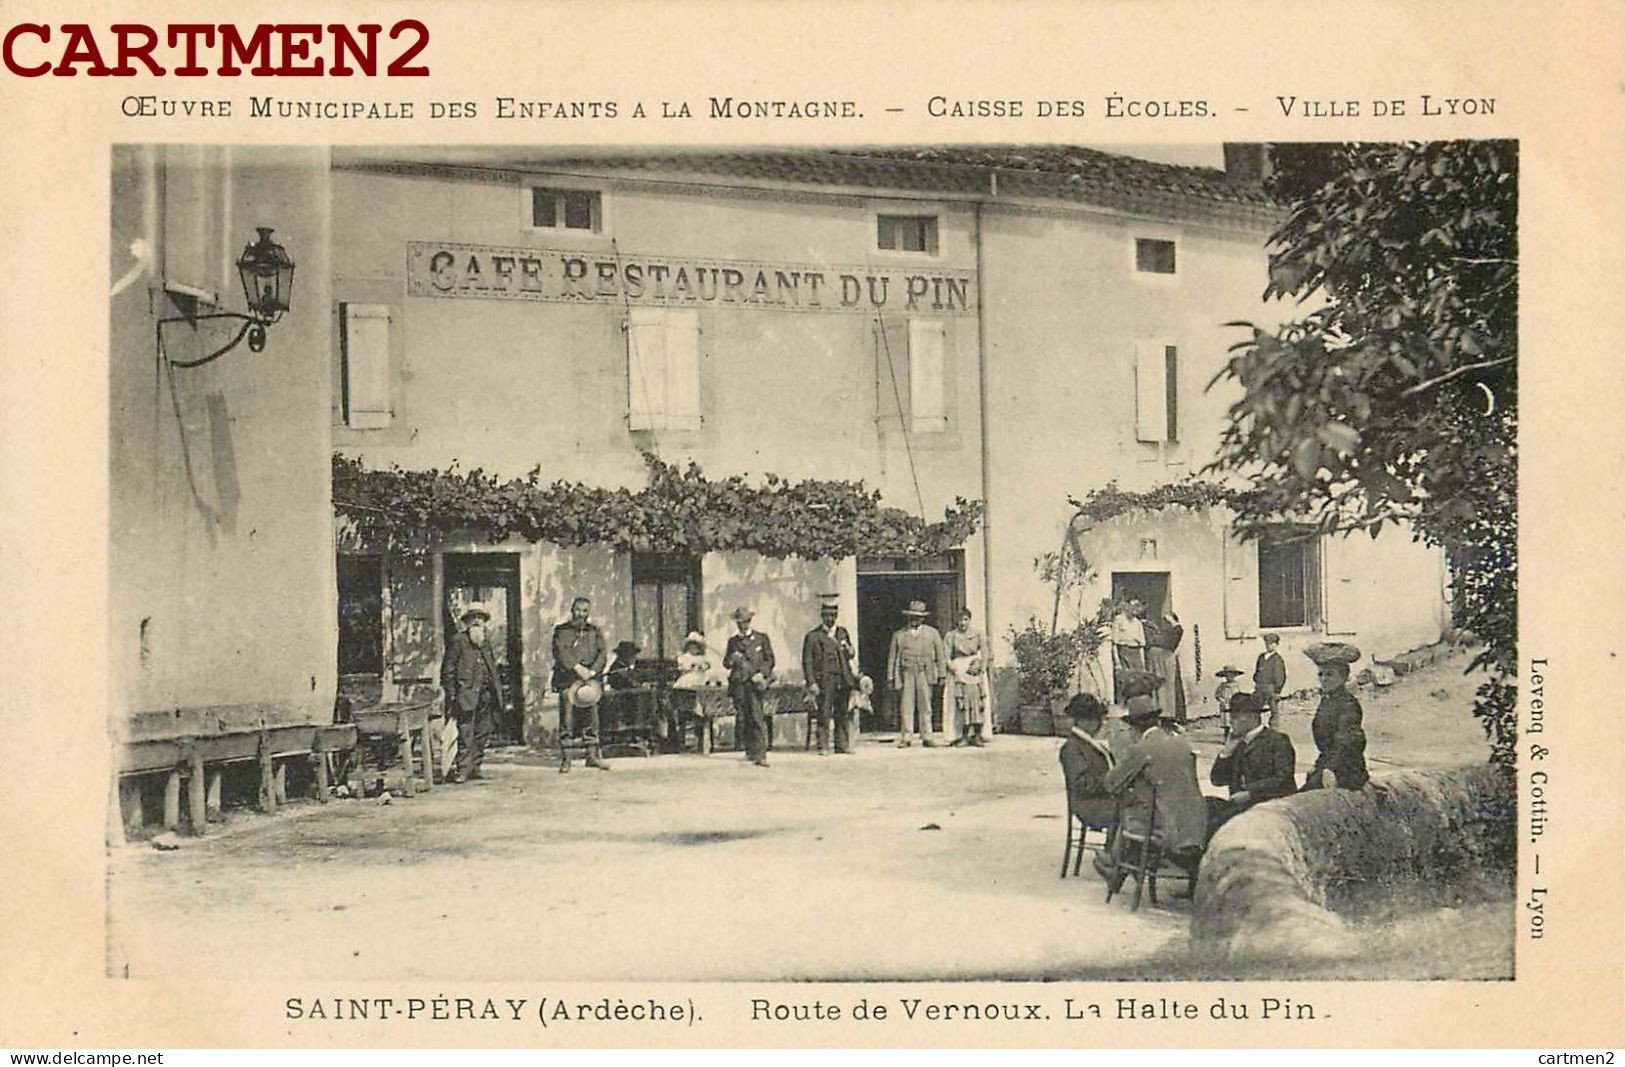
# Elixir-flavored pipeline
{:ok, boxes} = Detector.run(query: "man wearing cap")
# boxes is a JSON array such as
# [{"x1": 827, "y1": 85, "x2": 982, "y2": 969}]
[
  {"x1": 440, "y1": 608, "x2": 506, "y2": 783},
  {"x1": 724, "y1": 607, "x2": 776, "y2": 767},
  {"x1": 1104, "y1": 692, "x2": 1210, "y2": 870},
  {"x1": 1208, "y1": 691, "x2": 1297, "y2": 830},
  {"x1": 886, "y1": 600, "x2": 948, "y2": 747},
  {"x1": 1253, "y1": 633, "x2": 1288, "y2": 727},
  {"x1": 552, "y1": 596, "x2": 609, "y2": 772},
  {"x1": 802, "y1": 594, "x2": 857, "y2": 756}
]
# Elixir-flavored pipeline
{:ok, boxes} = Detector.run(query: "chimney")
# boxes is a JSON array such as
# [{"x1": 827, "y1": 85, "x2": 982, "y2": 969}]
[{"x1": 1222, "y1": 143, "x2": 1272, "y2": 185}]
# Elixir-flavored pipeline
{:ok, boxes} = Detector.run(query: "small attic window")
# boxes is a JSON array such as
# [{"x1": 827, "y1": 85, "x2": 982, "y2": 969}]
[{"x1": 1135, "y1": 237, "x2": 1177, "y2": 274}]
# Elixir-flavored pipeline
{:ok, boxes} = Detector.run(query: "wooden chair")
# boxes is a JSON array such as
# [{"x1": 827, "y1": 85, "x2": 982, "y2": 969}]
[
  {"x1": 1060, "y1": 808, "x2": 1111, "y2": 878},
  {"x1": 1102, "y1": 784, "x2": 1198, "y2": 911}
]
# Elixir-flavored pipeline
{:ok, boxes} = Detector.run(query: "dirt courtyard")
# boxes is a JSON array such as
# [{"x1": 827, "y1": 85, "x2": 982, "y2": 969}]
[{"x1": 107, "y1": 649, "x2": 1498, "y2": 982}]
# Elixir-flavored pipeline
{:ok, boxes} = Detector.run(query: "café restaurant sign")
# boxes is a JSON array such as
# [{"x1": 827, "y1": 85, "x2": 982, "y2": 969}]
[{"x1": 406, "y1": 242, "x2": 976, "y2": 315}]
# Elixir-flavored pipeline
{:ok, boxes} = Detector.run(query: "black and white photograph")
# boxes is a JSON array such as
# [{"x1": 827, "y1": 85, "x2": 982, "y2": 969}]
[{"x1": 106, "y1": 139, "x2": 1518, "y2": 983}]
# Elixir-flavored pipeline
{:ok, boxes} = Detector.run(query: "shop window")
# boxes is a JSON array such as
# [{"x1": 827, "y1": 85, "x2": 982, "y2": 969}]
[
  {"x1": 1135, "y1": 237, "x2": 1177, "y2": 274},
  {"x1": 875, "y1": 318, "x2": 950, "y2": 433},
  {"x1": 530, "y1": 187, "x2": 600, "y2": 232},
  {"x1": 1134, "y1": 341, "x2": 1178, "y2": 443},
  {"x1": 877, "y1": 214, "x2": 939, "y2": 255},
  {"x1": 162, "y1": 144, "x2": 231, "y2": 305},
  {"x1": 339, "y1": 302, "x2": 393, "y2": 429},
  {"x1": 337, "y1": 555, "x2": 384, "y2": 676},
  {"x1": 1257, "y1": 526, "x2": 1322, "y2": 629},
  {"x1": 625, "y1": 307, "x2": 701, "y2": 431},
  {"x1": 631, "y1": 553, "x2": 701, "y2": 666}
]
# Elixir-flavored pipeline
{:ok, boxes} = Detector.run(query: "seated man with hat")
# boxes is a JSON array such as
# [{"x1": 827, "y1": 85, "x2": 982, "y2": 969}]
[
  {"x1": 605, "y1": 640, "x2": 643, "y2": 691},
  {"x1": 1302, "y1": 642, "x2": 1369, "y2": 791},
  {"x1": 1208, "y1": 691, "x2": 1297, "y2": 831},
  {"x1": 440, "y1": 607, "x2": 506, "y2": 783},
  {"x1": 1102, "y1": 687, "x2": 1211, "y2": 875},
  {"x1": 1058, "y1": 693, "x2": 1118, "y2": 835}
]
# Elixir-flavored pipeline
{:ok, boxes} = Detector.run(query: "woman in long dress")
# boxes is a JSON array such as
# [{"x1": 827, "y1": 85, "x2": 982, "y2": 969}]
[
  {"x1": 1145, "y1": 611, "x2": 1188, "y2": 723},
  {"x1": 944, "y1": 608, "x2": 988, "y2": 747}
]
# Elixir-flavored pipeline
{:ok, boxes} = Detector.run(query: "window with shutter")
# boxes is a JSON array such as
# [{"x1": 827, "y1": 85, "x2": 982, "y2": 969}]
[
  {"x1": 340, "y1": 303, "x2": 393, "y2": 429},
  {"x1": 1222, "y1": 527, "x2": 1260, "y2": 638},
  {"x1": 626, "y1": 308, "x2": 701, "y2": 431},
  {"x1": 873, "y1": 318, "x2": 911, "y2": 433},
  {"x1": 162, "y1": 144, "x2": 230, "y2": 305},
  {"x1": 908, "y1": 320, "x2": 948, "y2": 434},
  {"x1": 1135, "y1": 341, "x2": 1169, "y2": 442}
]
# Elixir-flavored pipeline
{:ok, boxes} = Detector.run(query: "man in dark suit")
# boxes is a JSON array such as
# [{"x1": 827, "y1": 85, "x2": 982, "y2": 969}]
[
  {"x1": 1104, "y1": 696, "x2": 1210, "y2": 871},
  {"x1": 1058, "y1": 693, "x2": 1117, "y2": 833},
  {"x1": 802, "y1": 594, "x2": 857, "y2": 755},
  {"x1": 725, "y1": 606, "x2": 776, "y2": 767},
  {"x1": 1253, "y1": 633, "x2": 1287, "y2": 726},
  {"x1": 1208, "y1": 691, "x2": 1297, "y2": 831},
  {"x1": 552, "y1": 596, "x2": 609, "y2": 772},
  {"x1": 440, "y1": 608, "x2": 506, "y2": 783}
]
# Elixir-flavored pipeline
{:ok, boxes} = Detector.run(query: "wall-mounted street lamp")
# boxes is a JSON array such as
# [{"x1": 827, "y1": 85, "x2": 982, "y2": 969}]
[{"x1": 159, "y1": 227, "x2": 296, "y2": 368}]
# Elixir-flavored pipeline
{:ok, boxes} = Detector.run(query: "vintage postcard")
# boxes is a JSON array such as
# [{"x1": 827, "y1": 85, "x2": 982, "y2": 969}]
[{"x1": 0, "y1": 0, "x2": 1620, "y2": 1052}]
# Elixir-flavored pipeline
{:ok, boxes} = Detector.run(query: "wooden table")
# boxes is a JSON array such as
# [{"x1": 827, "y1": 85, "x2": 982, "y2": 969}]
[{"x1": 350, "y1": 700, "x2": 438, "y2": 797}]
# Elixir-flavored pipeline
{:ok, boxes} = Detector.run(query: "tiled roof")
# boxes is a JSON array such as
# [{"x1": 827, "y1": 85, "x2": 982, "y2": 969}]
[{"x1": 545, "y1": 146, "x2": 1279, "y2": 226}]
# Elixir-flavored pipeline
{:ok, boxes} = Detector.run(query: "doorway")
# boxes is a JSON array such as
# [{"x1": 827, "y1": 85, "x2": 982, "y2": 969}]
[
  {"x1": 856, "y1": 552, "x2": 964, "y2": 733},
  {"x1": 1110, "y1": 570, "x2": 1171, "y2": 620},
  {"x1": 442, "y1": 552, "x2": 524, "y2": 744}
]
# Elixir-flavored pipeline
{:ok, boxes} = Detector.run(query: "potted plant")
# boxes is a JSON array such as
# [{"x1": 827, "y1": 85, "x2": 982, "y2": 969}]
[{"x1": 1007, "y1": 615, "x2": 1105, "y2": 735}]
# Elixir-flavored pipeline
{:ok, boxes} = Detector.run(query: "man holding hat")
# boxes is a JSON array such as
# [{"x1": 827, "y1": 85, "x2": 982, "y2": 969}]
[
  {"x1": 802, "y1": 594, "x2": 857, "y2": 755},
  {"x1": 440, "y1": 607, "x2": 506, "y2": 783},
  {"x1": 724, "y1": 607, "x2": 776, "y2": 767},
  {"x1": 552, "y1": 596, "x2": 609, "y2": 772},
  {"x1": 1208, "y1": 691, "x2": 1297, "y2": 830},
  {"x1": 886, "y1": 600, "x2": 948, "y2": 747}
]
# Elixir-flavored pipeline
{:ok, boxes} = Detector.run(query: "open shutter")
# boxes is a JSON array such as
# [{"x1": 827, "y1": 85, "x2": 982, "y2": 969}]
[
  {"x1": 1222, "y1": 527, "x2": 1260, "y2": 638},
  {"x1": 664, "y1": 310, "x2": 701, "y2": 431},
  {"x1": 162, "y1": 145, "x2": 226, "y2": 304},
  {"x1": 340, "y1": 303, "x2": 392, "y2": 429},
  {"x1": 908, "y1": 319, "x2": 948, "y2": 433},
  {"x1": 1322, "y1": 533, "x2": 1360, "y2": 636},
  {"x1": 626, "y1": 307, "x2": 667, "y2": 430},
  {"x1": 874, "y1": 318, "x2": 911, "y2": 432},
  {"x1": 1135, "y1": 340, "x2": 1169, "y2": 442}
]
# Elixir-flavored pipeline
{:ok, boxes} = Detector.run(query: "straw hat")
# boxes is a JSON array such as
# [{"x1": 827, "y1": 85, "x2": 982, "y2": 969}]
[
  {"x1": 902, "y1": 599, "x2": 929, "y2": 617},
  {"x1": 569, "y1": 679, "x2": 604, "y2": 708},
  {"x1": 1304, "y1": 642, "x2": 1361, "y2": 667}
]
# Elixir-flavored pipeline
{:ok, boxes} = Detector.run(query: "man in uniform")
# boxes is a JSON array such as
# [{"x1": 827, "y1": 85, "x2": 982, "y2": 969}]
[
  {"x1": 724, "y1": 606, "x2": 776, "y2": 767},
  {"x1": 440, "y1": 608, "x2": 506, "y2": 783},
  {"x1": 552, "y1": 596, "x2": 609, "y2": 772},
  {"x1": 886, "y1": 599, "x2": 947, "y2": 748},
  {"x1": 802, "y1": 593, "x2": 857, "y2": 755}
]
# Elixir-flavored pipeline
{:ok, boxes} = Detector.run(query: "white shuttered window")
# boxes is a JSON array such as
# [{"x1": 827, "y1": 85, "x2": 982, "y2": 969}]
[
  {"x1": 340, "y1": 303, "x2": 392, "y2": 429},
  {"x1": 626, "y1": 308, "x2": 701, "y2": 431},
  {"x1": 908, "y1": 319, "x2": 948, "y2": 433},
  {"x1": 1135, "y1": 340, "x2": 1178, "y2": 443}
]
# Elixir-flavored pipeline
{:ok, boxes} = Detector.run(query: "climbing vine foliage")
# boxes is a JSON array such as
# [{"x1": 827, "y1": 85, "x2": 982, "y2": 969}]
[
  {"x1": 1066, "y1": 478, "x2": 1234, "y2": 526},
  {"x1": 333, "y1": 452, "x2": 983, "y2": 561}
]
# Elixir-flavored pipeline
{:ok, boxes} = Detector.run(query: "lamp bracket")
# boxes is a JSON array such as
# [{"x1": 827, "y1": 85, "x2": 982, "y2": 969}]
[{"x1": 156, "y1": 311, "x2": 271, "y2": 369}]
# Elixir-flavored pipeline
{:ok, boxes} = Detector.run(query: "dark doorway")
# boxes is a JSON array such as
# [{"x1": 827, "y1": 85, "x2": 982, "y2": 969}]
[
  {"x1": 856, "y1": 552, "x2": 964, "y2": 733},
  {"x1": 442, "y1": 552, "x2": 524, "y2": 744},
  {"x1": 1110, "y1": 570, "x2": 1171, "y2": 620}
]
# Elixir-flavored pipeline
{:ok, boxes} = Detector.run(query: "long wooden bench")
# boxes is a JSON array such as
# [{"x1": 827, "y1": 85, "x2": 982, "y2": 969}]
[{"x1": 118, "y1": 722, "x2": 358, "y2": 835}]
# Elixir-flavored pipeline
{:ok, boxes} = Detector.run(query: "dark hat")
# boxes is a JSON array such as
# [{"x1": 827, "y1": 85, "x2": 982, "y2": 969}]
[
  {"x1": 1215, "y1": 665, "x2": 1245, "y2": 679},
  {"x1": 1228, "y1": 691, "x2": 1264, "y2": 717},
  {"x1": 1304, "y1": 641, "x2": 1361, "y2": 667},
  {"x1": 731, "y1": 606, "x2": 755, "y2": 623},
  {"x1": 902, "y1": 599, "x2": 929, "y2": 617},
  {"x1": 460, "y1": 608, "x2": 491, "y2": 625},
  {"x1": 613, "y1": 640, "x2": 641, "y2": 657},
  {"x1": 1064, "y1": 693, "x2": 1108, "y2": 723},
  {"x1": 1117, "y1": 669, "x2": 1162, "y2": 699},
  {"x1": 1124, "y1": 694, "x2": 1160, "y2": 724}
]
